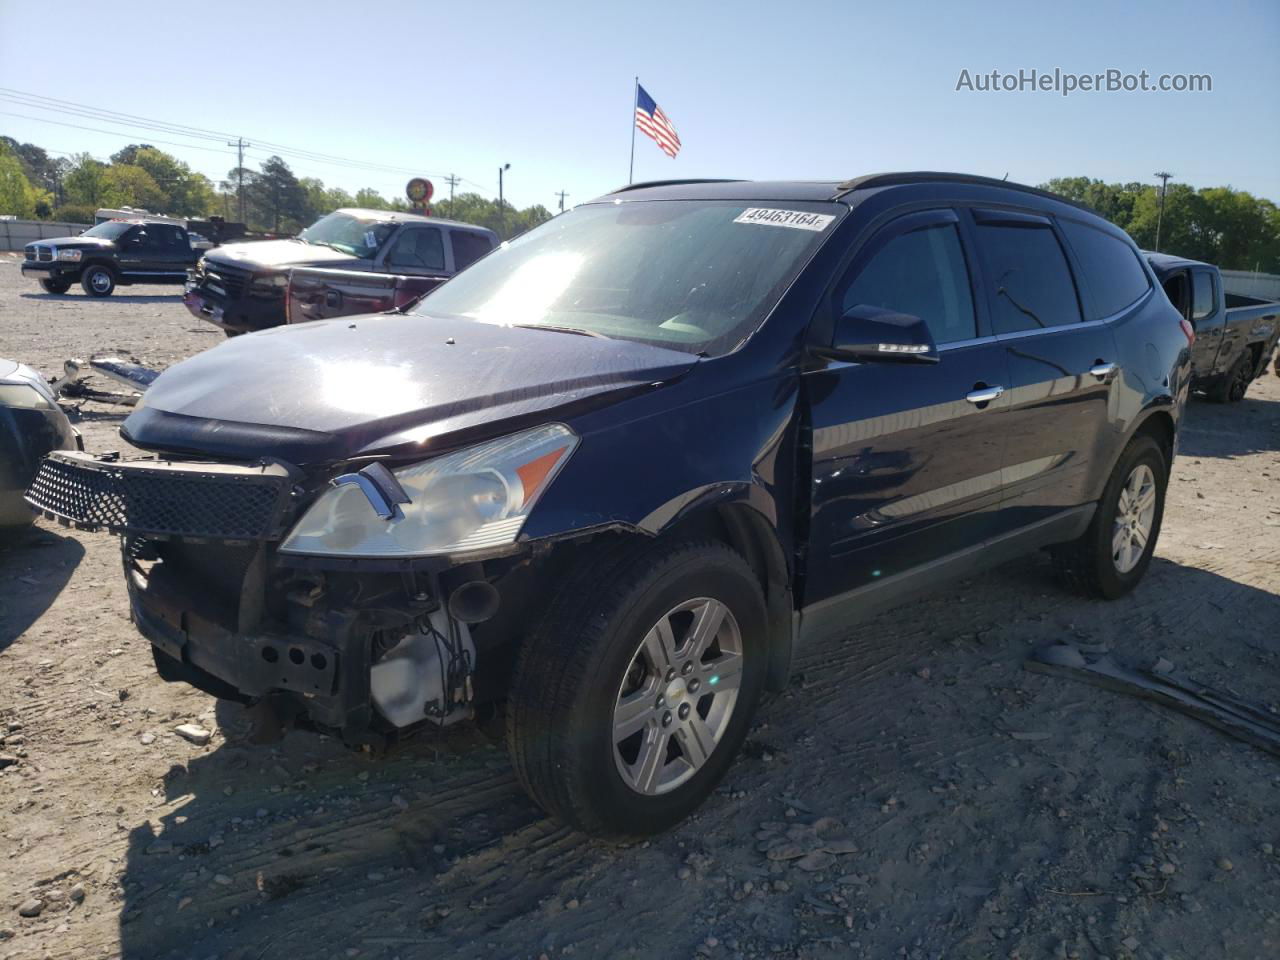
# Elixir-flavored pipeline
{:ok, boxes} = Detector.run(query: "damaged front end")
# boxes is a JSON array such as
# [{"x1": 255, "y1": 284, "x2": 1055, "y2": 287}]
[{"x1": 23, "y1": 436, "x2": 569, "y2": 746}]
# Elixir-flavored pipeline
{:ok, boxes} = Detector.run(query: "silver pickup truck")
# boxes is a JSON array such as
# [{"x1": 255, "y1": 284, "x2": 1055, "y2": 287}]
[{"x1": 1147, "y1": 253, "x2": 1280, "y2": 402}]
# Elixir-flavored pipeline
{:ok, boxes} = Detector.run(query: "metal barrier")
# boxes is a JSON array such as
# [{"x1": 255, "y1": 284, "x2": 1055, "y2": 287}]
[{"x1": 0, "y1": 219, "x2": 90, "y2": 252}]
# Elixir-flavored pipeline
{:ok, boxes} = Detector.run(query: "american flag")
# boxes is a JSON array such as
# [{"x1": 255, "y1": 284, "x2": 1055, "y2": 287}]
[{"x1": 635, "y1": 84, "x2": 682, "y2": 158}]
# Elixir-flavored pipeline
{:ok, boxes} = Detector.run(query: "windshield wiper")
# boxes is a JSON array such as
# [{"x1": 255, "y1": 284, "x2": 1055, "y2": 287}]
[{"x1": 511, "y1": 323, "x2": 609, "y2": 339}]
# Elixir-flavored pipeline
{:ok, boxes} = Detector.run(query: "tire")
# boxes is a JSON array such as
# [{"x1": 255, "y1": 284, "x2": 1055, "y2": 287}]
[
  {"x1": 80, "y1": 265, "x2": 116, "y2": 297},
  {"x1": 39, "y1": 278, "x2": 71, "y2": 294},
  {"x1": 1052, "y1": 435, "x2": 1167, "y2": 600},
  {"x1": 1210, "y1": 352, "x2": 1252, "y2": 403},
  {"x1": 507, "y1": 539, "x2": 767, "y2": 837}
]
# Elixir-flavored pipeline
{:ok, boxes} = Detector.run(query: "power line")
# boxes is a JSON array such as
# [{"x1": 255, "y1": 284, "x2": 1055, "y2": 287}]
[
  {"x1": 0, "y1": 88, "x2": 463, "y2": 181},
  {"x1": 443, "y1": 174, "x2": 460, "y2": 206}
]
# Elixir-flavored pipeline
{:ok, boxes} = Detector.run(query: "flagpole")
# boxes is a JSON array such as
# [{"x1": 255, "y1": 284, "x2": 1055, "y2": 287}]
[{"x1": 628, "y1": 76, "x2": 638, "y2": 184}]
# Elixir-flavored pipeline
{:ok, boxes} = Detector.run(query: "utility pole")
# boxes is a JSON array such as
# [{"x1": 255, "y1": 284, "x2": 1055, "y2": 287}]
[
  {"x1": 227, "y1": 137, "x2": 251, "y2": 223},
  {"x1": 1153, "y1": 171, "x2": 1173, "y2": 253},
  {"x1": 444, "y1": 173, "x2": 460, "y2": 210},
  {"x1": 498, "y1": 163, "x2": 511, "y2": 238},
  {"x1": 555, "y1": 190, "x2": 569, "y2": 213}
]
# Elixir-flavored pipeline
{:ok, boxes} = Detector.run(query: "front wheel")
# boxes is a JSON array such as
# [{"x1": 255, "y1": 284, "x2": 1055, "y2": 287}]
[
  {"x1": 39, "y1": 278, "x2": 71, "y2": 294},
  {"x1": 507, "y1": 540, "x2": 767, "y2": 836},
  {"x1": 1052, "y1": 435, "x2": 1167, "y2": 599}
]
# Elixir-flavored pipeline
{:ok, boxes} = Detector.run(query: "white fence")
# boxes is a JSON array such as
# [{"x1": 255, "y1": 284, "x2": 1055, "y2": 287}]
[
  {"x1": 0, "y1": 219, "x2": 90, "y2": 252},
  {"x1": 1221, "y1": 270, "x2": 1280, "y2": 303}
]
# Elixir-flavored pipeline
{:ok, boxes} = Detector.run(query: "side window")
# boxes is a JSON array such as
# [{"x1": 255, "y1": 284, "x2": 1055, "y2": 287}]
[
  {"x1": 976, "y1": 223, "x2": 1082, "y2": 333},
  {"x1": 450, "y1": 231, "x2": 492, "y2": 272},
  {"x1": 133, "y1": 228, "x2": 160, "y2": 252},
  {"x1": 840, "y1": 223, "x2": 976, "y2": 345},
  {"x1": 1191, "y1": 270, "x2": 1216, "y2": 321},
  {"x1": 1059, "y1": 220, "x2": 1150, "y2": 319},
  {"x1": 387, "y1": 228, "x2": 445, "y2": 271}
]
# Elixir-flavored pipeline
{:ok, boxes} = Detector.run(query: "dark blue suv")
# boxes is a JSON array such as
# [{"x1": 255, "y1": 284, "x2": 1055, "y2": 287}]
[{"x1": 26, "y1": 173, "x2": 1191, "y2": 835}]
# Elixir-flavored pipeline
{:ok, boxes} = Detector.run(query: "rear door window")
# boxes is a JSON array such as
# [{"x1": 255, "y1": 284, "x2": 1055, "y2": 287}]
[
  {"x1": 1192, "y1": 270, "x2": 1216, "y2": 320},
  {"x1": 840, "y1": 222, "x2": 976, "y2": 345},
  {"x1": 450, "y1": 231, "x2": 492, "y2": 271},
  {"x1": 387, "y1": 228, "x2": 445, "y2": 272},
  {"x1": 1059, "y1": 220, "x2": 1151, "y2": 319},
  {"x1": 975, "y1": 222, "x2": 1082, "y2": 333}
]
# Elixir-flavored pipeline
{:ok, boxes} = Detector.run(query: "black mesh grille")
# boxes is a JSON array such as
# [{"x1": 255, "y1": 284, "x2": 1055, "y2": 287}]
[
  {"x1": 25, "y1": 453, "x2": 292, "y2": 541},
  {"x1": 203, "y1": 261, "x2": 251, "y2": 299}
]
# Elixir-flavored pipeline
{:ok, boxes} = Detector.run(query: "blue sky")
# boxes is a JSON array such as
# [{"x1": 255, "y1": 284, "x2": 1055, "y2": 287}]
[{"x1": 1, "y1": 0, "x2": 1277, "y2": 211}]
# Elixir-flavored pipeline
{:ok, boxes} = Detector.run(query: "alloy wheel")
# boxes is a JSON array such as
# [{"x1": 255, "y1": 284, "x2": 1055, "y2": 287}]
[
  {"x1": 90, "y1": 270, "x2": 111, "y2": 293},
  {"x1": 611, "y1": 597, "x2": 744, "y2": 796},
  {"x1": 1112, "y1": 463, "x2": 1156, "y2": 574}
]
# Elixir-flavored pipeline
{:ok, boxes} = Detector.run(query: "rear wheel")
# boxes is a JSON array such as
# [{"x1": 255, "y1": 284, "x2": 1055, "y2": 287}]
[
  {"x1": 39, "y1": 278, "x2": 70, "y2": 294},
  {"x1": 80, "y1": 265, "x2": 116, "y2": 297},
  {"x1": 1052, "y1": 435, "x2": 1167, "y2": 599},
  {"x1": 1211, "y1": 352, "x2": 1253, "y2": 403},
  {"x1": 507, "y1": 539, "x2": 767, "y2": 836}
]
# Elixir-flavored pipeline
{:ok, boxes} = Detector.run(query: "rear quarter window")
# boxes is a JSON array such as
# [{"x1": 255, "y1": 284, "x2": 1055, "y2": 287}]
[
  {"x1": 450, "y1": 230, "x2": 493, "y2": 271},
  {"x1": 1059, "y1": 220, "x2": 1151, "y2": 320}
]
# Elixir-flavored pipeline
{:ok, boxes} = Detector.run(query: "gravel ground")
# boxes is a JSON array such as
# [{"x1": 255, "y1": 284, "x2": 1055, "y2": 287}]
[{"x1": 1, "y1": 252, "x2": 1278, "y2": 960}]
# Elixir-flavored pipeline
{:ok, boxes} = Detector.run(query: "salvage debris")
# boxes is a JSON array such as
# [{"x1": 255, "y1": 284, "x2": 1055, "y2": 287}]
[
  {"x1": 173, "y1": 723, "x2": 212, "y2": 746},
  {"x1": 1025, "y1": 644, "x2": 1280, "y2": 756}
]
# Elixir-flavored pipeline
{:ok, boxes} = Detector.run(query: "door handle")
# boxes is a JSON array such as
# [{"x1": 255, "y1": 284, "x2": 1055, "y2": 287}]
[
  {"x1": 965, "y1": 385, "x2": 1004, "y2": 405},
  {"x1": 1089, "y1": 362, "x2": 1118, "y2": 381}
]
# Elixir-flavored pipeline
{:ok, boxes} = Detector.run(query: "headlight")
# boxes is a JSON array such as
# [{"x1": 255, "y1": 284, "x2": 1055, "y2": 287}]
[
  {"x1": 279, "y1": 423, "x2": 578, "y2": 558},
  {"x1": 0, "y1": 383, "x2": 56, "y2": 411},
  {"x1": 56, "y1": 249, "x2": 82, "y2": 262}
]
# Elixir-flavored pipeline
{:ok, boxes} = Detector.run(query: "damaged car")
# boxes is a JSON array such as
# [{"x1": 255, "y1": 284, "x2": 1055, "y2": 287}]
[
  {"x1": 26, "y1": 174, "x2": 1191, "y2": 835},
  {"x1": 2, "y1": 359, "x2": 79, "y2": 534}
]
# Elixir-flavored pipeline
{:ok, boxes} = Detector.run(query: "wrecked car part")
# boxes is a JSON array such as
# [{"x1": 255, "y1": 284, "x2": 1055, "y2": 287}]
[
  {"x1": 1, "y1": 358, "x2": 80, "y2": 529},
  {"x1": 370, "y1": 606, "x2": 476, "y2": 727},
  {"x1": 51, "y1": 357, "x2": 160, "y2": 407},
  {"x1": 25, "y1": 451, "x2": 297, "y2": 539},
  {"x1": 1025, "y1": 643, "x2": 1280, "y2": 757}
]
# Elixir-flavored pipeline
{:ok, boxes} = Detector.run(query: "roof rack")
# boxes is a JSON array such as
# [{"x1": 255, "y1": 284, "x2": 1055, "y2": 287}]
[
  {"x1": 833, "y1": 171, "x2": 1098, "y2": 215},
  {"x1": 610, "y1": 178, "x2": 746, "y2": 194}
]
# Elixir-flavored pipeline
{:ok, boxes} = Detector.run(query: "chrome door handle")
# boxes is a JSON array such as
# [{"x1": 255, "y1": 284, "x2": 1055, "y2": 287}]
[
  {"x1": 1089, "y1": 362, "x2": 1118, "y2": 380},
  {"x1": 965, "y1": 385, "x2": 1005, "y2": 405}
]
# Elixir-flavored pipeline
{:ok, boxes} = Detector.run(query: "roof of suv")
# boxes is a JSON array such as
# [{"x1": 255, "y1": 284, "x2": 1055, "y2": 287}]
[
  {"x1": 601, "y1": 172, "x2": 1097, "y2": 216},
  {"x1": 333, "y1": 208, "x2": 496, "y2": 234}
]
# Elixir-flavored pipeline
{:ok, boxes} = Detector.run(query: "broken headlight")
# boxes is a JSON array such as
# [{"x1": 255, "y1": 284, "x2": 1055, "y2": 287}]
[{"x1": 279, "y1": 423, "x2": 578, "y2": 558}]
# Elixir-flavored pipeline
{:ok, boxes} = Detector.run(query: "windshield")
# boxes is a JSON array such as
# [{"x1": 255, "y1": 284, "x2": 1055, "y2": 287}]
[
  {"x1": 81, "y1": 221, "x2": 136, "y2": 240},
  {"x1": 299, "y1": 212, "x2": 398, "y2": 258},
  {"x1": 413, "y1": 199, "x2": 843, "y2": 356}
]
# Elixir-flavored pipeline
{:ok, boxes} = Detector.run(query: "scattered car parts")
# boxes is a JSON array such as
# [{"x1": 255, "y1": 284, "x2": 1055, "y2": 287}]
[{"x1": 1025, "y1": 643, "x2": 1280, "y2": 757}]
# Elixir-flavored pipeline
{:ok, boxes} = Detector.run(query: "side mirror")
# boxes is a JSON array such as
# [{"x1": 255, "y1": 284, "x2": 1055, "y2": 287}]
[{"x1": 821, "y1": 304, "x2": 939, "y2": 364}]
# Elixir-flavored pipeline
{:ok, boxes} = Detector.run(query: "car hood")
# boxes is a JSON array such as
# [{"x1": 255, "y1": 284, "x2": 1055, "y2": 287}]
[
  {"x1": 30, "y1": 235, "x2": 114, "y2": 249},
  {"x1": 122, "y1": 312, "x2": 699, "y2": 464},
  {"x1": 204, "y1": 238, "x2": 366, "y2": 271}
]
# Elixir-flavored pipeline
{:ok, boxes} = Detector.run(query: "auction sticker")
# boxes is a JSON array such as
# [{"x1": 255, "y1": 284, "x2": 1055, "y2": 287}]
[{"x1": 734, "y1": 208, "x2": 835, "y2": 231}]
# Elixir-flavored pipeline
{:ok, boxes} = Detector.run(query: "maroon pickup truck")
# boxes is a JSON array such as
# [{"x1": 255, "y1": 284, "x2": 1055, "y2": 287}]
[{"x1": 188, "y1": 209, "x2": 497, "y2": 333}]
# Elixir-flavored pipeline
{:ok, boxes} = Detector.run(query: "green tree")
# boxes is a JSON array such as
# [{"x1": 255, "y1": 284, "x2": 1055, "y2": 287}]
[
  {"x1": 102, "y1": 163, "x2": 168, "y2": 211},
  {"x1": 0, "y1": 145, "x2": 39, "y2": 218},
  {"x1": 62, "y1": 154, "x2": 110, "y2": 208},
  {"x1": 433, "y1": 192, "x2": 552, "y2": 240},
  {"x1": 1040, "y1": 177, "x2": 1280, "y2": 271},
  {"x1": 243, "y1": 155, "x2": 308, "y2": 233}
]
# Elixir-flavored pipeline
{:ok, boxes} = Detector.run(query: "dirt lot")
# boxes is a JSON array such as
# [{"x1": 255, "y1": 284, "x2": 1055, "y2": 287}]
[{"x1": 1, "y1": 252, "x2": 1278, "y2": 960}]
